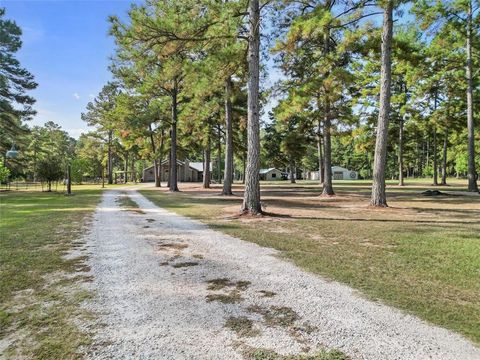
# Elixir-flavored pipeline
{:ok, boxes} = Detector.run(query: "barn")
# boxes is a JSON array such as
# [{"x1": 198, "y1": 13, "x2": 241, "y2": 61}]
[
  {"x1": 142, "y1": 159, "x2": 211, "y2": 182},
  {"x1": 259, "y1": 168, "x2": 284, "y2": 181}
]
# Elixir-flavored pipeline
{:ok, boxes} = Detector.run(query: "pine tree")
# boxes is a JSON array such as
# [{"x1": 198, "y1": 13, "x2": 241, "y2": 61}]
[
  {"x1": 81, "y1": 82, "x2": 121, "y2": 184},
  {"x1": 0, "y1": 8, "x2": 37, "y2": 156},
  {"x1": 371, "y1": 0, "x2": 394, "y2": 207}
]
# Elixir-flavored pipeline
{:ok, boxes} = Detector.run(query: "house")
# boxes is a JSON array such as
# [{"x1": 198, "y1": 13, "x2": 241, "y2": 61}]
[
  {"x1": 259, "y1": 168, "x2": 284, "y2": 181},
  {"x1": 305, "y1": 166, "x2": 358, "y2": 180},
  {"x1": 142, "y1": 159, "x2": 211, "y2": 182}
]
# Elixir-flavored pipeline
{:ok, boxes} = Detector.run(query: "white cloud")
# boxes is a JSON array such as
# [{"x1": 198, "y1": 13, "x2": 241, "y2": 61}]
[{"x1": 73, "y1": 93, "x2": 80, "y2": 100}]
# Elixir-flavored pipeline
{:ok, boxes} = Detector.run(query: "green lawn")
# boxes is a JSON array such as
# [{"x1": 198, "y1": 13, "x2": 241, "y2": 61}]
[
  {"x1": 141, "y1": 179, "x2": 480, "y2": 345},
  {"x1": 0, "y1": 187, "x2": 104, "y2": 359}
]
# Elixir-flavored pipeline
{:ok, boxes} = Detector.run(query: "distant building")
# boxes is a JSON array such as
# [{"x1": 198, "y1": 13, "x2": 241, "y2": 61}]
[
  {"x1": 305, "y1": 166, "x2": 358, "y2": 180},
  {"x1": 142, "y1": 159, "x2": 211, "y2": 182},
  {"x1": 259, "y1": 168, "x2": 284, "y2": 181}
]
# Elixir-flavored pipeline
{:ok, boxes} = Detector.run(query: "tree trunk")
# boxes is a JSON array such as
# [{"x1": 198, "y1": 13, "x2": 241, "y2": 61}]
[
  {"x1": 124, "y1": 154, "x2": 128, "y2": 184},
  {"x1": 148, "y1": 124, "x2": 161, "y2": 187},
  {"x1": 322, "y1": 108, "x2": 334, "y2": 195},
  {"x1": 66, "y1": 164, "x2": 72, "y2": 194},
  {"x1": 466, "y1": 1, "x2": 479, "y2": 192},
  {"x1": 222, "y1": 77, "x2": 234, "y2": 195},
  {"x1": 242, "y1": 0, "x2": 262, "y2": 214},
  {"x1": 321, "y1": 18, "x2": 334, "y2": 196},
  {"x1": 217, "y1": 125, "x2": 222, "y2": 184},
  {"x1": 203, "y1": 133, "x2": 211, "y2": 189},
  {"x1": 371, "y1": 0, "x2": 393, "y2": 207},
  {"x1": 107, "y1": 130, "x2": 113, "y2": 184},
  {"x1": 433, "y1": 126, "x2": 438, "y2": 186},
  {"x1": 169, "y1": 81, "x2": 179, "y2": 192},
  {"x1": 242, "y1": 154, "x2": 246, "y2": 184},
  {"x1": 321, "y1": 15, "x2": 334, "y2": 196},
  {"x1": 398, "y1": 115, "x2": 404, "y2": 186},
  {"x1": 131, "y1": 155, "x2": 136, "y2": 182},
  {"x1": 316, "y1": 118, "x2": 324, "y2": 184},
  {"x1": 441, "y1": 131, "x2": 448, "y2": 185},
  {"x1": 158, "y1": 127, "x2": 165, "y2": 186},
  {"x1": 290, "y1": 160, "x2": 296, "y2": 184}
]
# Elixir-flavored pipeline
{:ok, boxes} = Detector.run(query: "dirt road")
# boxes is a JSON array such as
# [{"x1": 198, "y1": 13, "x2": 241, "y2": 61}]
[{"x1": 83, "y1": 189, "x2": 480, "y2": 360}]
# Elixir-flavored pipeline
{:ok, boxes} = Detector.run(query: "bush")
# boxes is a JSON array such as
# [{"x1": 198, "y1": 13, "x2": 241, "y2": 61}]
[{"x1": 0, "y1": 162, "x2": 10, "y2": 183}]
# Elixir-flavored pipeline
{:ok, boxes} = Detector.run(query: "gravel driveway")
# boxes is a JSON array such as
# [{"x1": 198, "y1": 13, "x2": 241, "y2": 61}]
[{"x1": 83, "y1": 189, "x2": 480, "y2": 360}]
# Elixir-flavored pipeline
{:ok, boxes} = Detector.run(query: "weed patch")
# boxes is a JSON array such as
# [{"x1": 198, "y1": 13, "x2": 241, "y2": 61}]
[
  {"x1": 206, "y1": 290, "x2": 243, "y2": 304},
  {"x1": 225, "y1": 316, "x2": 260, "y2": 337},
  {"x1": 248, "y1": 305, "x2": 299, "y2": 327}
]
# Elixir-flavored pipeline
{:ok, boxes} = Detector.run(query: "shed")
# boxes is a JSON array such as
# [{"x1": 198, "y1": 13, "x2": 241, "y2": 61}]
[
  {"x1": 332, "y1": 166, "x2": 358, "y2": 180},
  {"x1": 142, "y1": 159, "x2": 211, "y2": 183},
  {"x1": 305, "y1": 166, "x2": 358, "y2": 180},
  {"x1": 259, "y1": 168, "x2": 284, "y2": 181}
]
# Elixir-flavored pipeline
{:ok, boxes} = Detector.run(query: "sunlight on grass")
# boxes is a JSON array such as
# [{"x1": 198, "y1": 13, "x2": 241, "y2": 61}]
[{"x1": 0, "y1": 189, "x2": 103, "y2": 359}]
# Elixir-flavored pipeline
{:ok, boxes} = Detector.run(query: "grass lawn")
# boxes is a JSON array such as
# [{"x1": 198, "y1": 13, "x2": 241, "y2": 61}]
[
  {"x1": 0, "y1": 185, "x2": 108, "y2": 359},
  {"x1": 141, "y1": 178, "x2": 480, "y2": 345}
]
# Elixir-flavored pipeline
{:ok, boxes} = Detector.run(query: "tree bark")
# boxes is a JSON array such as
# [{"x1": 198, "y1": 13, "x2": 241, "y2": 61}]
[
  {"x1": 203, "y1": 133, "x2": 211, "y2": 189},
  {"x1": 124, "y1": 154, "x2": 128, "y2": 184},
  {"x1": 169, "y1": 80, "x2": 179, "y2": 192},
  {"x1": 371, "y1": 1, "x2": 393, "y2": 207},
  {"x1": 290, "y1": 160, "x2": 296, "y2": 184},
  {"x1": 242, "y1": 154, "x2": 246, "y2": 184},
  {"x1": 217, "y1": 124, "x2": 222, "y2": 184},
  {"x1": 242, "y1": 0, "x2": 262, "y2": 214},
  {"x1": 466, "y1": 1, "x2": 479, "y2": 192},
  {"x1": 321, "y1": 18, "x2": 334, "y2": 196},
  {"x1": 441, "y1": 131, "x2": 448, "y2": 185},
  {"x1": 158, "y1": 127, "x2": 165, "y2": 185},
  {"x1": 398, "y1": 115, "x2": 404, "y2": 186},
  {"x1": 433, "y1": 126, "x2": 438, "y2": 186},
  {"x1": 107, "y1": 130, "x2": 113, "y2": 184},
  {"x1": 148, "y1": 124, "x2": 161, "y2": 187},
  {"x1": 66, "y1": 163, "x2": 71, "y2": 194},
  {"x1": 223, "y1": 77, "x2": 234, "y2": 195},
  {"x1": 316, "y1": 118, "x2": 324, "y2": 184},
  {"x1": 131, "y1": 155, "x2": 136, "y2": 182},
  {"x1": 321, "y1": 11, "x2": 334, "y2": 196},
  {"x1": 322, "y1": 106, "x2": 334, "y2": 195}
]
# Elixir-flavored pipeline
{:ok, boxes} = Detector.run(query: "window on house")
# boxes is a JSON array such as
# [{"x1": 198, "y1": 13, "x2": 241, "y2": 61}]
[{"x1": 272, "y1": 173, "x2": 276, "y2": 178}]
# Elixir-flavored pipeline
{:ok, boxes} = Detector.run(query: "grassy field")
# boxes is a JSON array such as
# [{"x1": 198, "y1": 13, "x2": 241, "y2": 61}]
[
  {"x1": 141, "y1": 178, "x2": 480, "y2": 345},
  {"x1": 0, "y1": 185, "x2": 110, "y2": 359}
]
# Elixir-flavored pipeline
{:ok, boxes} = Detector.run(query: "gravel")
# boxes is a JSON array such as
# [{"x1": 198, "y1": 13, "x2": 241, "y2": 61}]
[{"x1": 83, "y1": 189, "x2": 480, "y2": 360}]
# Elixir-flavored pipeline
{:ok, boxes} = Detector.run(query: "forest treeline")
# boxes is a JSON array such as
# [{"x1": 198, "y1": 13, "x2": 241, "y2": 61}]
[{"x1": 1, "y1": 1, "x2": 479, "y2": 211}]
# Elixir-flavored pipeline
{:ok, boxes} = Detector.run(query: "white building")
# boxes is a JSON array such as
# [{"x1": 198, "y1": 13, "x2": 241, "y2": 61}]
[
  {"x1": 306, "y1": 166, "x2": 358, "y2": 180},
  {"x1": 259, "y1": 168, "x2": 284, "y2": 181}
]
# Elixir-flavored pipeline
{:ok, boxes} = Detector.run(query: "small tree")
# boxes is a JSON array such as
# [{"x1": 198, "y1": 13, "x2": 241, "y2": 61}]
[
  {"x1": 37, "y1": 157, "x2": 63, "y2": 191},
  {"x1": 0, "y1": 161, "x2": 10, "y2": 183}
]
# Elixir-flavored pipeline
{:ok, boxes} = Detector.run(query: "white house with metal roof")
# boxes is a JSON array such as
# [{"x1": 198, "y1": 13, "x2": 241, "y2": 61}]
[{"x1": 259, "y1": 168, "x2": 284, "y2": 181}]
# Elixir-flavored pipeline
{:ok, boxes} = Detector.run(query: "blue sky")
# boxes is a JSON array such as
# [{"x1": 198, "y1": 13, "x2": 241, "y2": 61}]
[
  {"x1": 3, "y1": 0, "x2": 285, "y2": 139},
  {"x1": 3, "y1": 0, "x2": 136, "y2": 138}
]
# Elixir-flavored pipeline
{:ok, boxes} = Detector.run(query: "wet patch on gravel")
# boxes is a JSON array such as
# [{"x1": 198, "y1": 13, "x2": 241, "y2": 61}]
[
  {"x1": 171, "y1": 261, "x2": 199, "y2": 268},
  {"x1": 259, "y1": 290, "x2": 277, "y2": 298}
]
